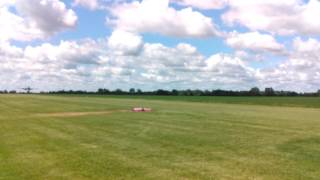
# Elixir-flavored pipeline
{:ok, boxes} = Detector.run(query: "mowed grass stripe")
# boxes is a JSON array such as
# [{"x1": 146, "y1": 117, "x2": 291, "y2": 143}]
[
  {"x1": 0, "y1": 95, "x2": 320, "y2": 179},
  {"x1": 59, "y1": 95, "x2": 320, "y2": 109}
]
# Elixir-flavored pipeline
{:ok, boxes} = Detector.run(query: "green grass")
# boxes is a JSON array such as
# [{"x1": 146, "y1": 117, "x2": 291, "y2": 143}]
[
  {"x1": 1, "y1": 94, "x2": 320, "y2": 179},
  {"x1": 53, "y1": 95, "x2": 320, "y2": 108}
]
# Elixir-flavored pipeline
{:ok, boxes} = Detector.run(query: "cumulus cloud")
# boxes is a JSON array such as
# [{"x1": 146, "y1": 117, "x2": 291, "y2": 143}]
[
  {"x1": 72, "y1": 0, "x2": 125, "y2": 10},
  {"x1": 16, "y1": 0, "x2": 78, "y2": 35},
  {"x1": 73, "y1": 0, "x2": 99, "y2": 10},
  {"x1": 2, "y1": 0, "x2": 320, "y2": 92},
  {"x1": 0, "y1": 35, "x2": 259, "y2": 91},
  {"x1": 0, "y1": 0, "x2": 14, "y2": 7},
  {"x1": 171, "y1": 0, "x2": 228, "y2": 9},
  {"x1": 204, "y1": 54, "x2": 257, "y2": 86},
  {"x1": 1, "y1": 34, "x2": 320, "y2": 91},
  {"x1": 141, "y1": 43, "x2": 204, "y2": 73},
  {"x1": 0, "y1": 0, "x2": 77, "y2": 42},
  {"x1": 293, "y1": 37, "x2": 320, "y2": 54},
  {"x1": 0, "y1": 39, "x2": 107, "y2": 90},
  {"x1": 107, "y1": 30, "x2": 143, "y2": 56},
  {"x1": 226, "y1": 31, "x2": 285, "y2": 54},
  {"x1": 0, "y1": 4, "x2": 43, "y2": 41},
  {"x1": 222, "y1": 0, "x2": 320, "y2": 35},
  {"x1": 258, "y1": 37, "x2": 320, "y2": 91},
  {"x1": 108, "y1": 0, "x2": 219, "y2": 38}
]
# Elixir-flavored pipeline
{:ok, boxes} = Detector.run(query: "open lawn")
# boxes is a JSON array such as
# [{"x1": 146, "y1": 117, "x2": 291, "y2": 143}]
[
  {"x1": 91, "y1": 95, "x2": 320, "y2": 108},
  {"x1": 0, "y1": 95, "x2": 320, "y2": 179}
]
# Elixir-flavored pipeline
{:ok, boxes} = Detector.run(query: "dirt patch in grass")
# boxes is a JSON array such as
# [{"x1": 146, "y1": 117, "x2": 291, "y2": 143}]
[{"x1": 35, "y1": 110, "x2": 129, "y2": 117}]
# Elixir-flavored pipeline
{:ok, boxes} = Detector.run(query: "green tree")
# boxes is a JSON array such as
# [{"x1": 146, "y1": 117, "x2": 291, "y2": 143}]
[
  {"x1": 129, "y1": 88, "x2": 135, "y2": 94},
  {"x1": 249, "y1": 87, "x2": 260, "y2": 96},
  {"x1": 265, "y1": 88, "x2": 275, "y2": 96}
]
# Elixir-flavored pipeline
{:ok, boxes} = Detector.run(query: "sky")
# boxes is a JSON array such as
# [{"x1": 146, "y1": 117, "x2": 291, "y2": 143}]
[{"x1": 1, "y1": 0, "x2": 320, "y2": 92}]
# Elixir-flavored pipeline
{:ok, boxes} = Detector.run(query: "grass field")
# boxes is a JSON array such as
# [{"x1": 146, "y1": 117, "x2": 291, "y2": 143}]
[
  {"x1": 1, "y1": 95, "x2": 320, "y2": 179},
  {"x1": 91, "y1": 95, "x2": 320, "y2": 108}
]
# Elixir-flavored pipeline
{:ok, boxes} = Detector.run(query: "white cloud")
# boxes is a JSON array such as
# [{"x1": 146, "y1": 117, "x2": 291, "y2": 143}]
[
  {"x1": 204, "y1": 54, "x2": 257, "y2": 85},
  {"x1": 176, "y1": 43, "x2": 197, "y2": 55},
  {"x1": 141, "y1": 43, "x2": 204, "y2": 72},
  {"x1": 0, "y1": 41, "x2": 24, "y2": 58},
  {"x1": 72, "y1": 0, "x2": 125, "y2": 10},
  {"x1": 0, "y1": 35, "x2": 259, "y2": 91},
  {"x1": 0, "y1": 0, "x2": 77, "y2": 42},
  {"x1": 0, "y1": 39, "x2": 108, "y2": 90},
  {"x1": 1, "y1": 34, "x2": 320, "y2": 91},
  {"x1": 222, "y1": 0, "x2": 320, "y2": 35},
  {"x1": 108, "y1": 0, "x2": 219, "y2": 38},
  {"x1": 171, "y1": 0, "x2": 228, "y2": 9},
  {"x1": 73, "y1": 0, "x2": 99, "y2": 10},
  {"x1": 226, "y1": 31, "x2": 285, "y2": 54},
  {"x1": 0, "y1": 0, "x2": 14, "y2": 7},
  {"x1": 293, "y1": 37, "x2": 320, "y2": 53},
  {"x1": 259, "y1": 37, "x2": 320, "y2": 92},
  {"x1": 0, "y1": 5, "x2": 43, "y2": 41},
  {"x1": 107, "y1": 30, "x2": 143, "y2": 56},
  {"x1": 16, "y1": 0, "x2": 78, "y2": 35}
]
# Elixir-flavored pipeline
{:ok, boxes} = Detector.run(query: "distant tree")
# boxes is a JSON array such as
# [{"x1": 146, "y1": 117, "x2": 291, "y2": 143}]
[
  {"x1": 288, "y1": 91, "x2": 299, "y2": 96},
  {"x1": 22, "y1": 87, "x2": 33, "y2": 94},
  {"x1": 129, "y1": 88, "x2": 135, "y2": 94},
  {"x1": 185, "y1": 89, "x2": 193, "y2": 96},
  {"x1": 97, "y1": 88, "x2": 104, "y2": 94},
  {"x1": 97, "y1": 88, "x2": 110, "y2": 94},
  {"x1": 41, "y1": 87, "x2": 318, "y2": 97},
  {"x1": 249, "y1": 87, "x2": 260, "y2": 96},
  {"x1": 212, "y1": 89, "x2": 226, "y2": 96},
  {"x1": 156, "y1": 89, "x2": 170, "y2": 95},
  {"x1": 171, "y1": 89, "x2": 179, "y2": 96},
  {"x1": 178, "y1": 90, "x2": 185, "y2": 96},
  {"x1": 114, "y1": 89, "x2": 123, "y2": 95},
  {"x1": 265, "y1": 88, "x2": 275, "y2": 96},
  {"x1": 192, "y1": 89, "x2": 203, "y2": 96},
  {"x1": 203, "y1": 90, "x2": 211, "y2": 96}
]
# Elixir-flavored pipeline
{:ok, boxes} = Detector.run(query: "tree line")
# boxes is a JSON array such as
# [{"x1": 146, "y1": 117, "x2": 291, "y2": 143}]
[
  {"x1": 1, "y1": 87, "x2": 320, "y2": 96},
  {"x1": 46, "y1": 87, "x2": 320, "y2": 96}
]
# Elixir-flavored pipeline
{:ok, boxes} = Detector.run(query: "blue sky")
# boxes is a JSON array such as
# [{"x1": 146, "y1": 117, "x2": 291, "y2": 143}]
[{"x1": 1, "y1": 0, "x2": 320, "y2": 92}]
